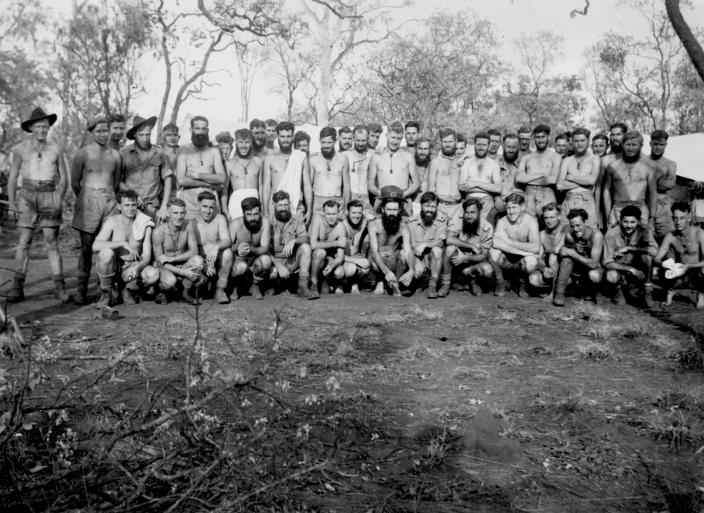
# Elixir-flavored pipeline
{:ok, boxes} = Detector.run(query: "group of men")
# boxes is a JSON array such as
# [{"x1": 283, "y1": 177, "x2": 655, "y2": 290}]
[{"x1": 5, "y1": 108, "x2": 704, "y2": 309}]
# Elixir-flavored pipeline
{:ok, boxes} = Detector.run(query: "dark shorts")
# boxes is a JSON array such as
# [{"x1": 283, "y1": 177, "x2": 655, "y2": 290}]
[
  {"x1": 16, "y1": 180, "x2": 62, "y2": 229},
  {"x1": 235, "y1": 253, "x2": 258, "y2": 267},
  {"x1": 73, "y1": 187, "x2": 118, "y2": 234}
]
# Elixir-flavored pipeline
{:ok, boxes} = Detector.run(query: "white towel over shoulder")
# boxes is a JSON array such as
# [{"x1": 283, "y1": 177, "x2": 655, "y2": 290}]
[
  {"x1": 132, "y1": 211, "x2": 155, "y2": 242},
  {"x1": 275, "y1": 149, "x2": 306, "y2": 209}
]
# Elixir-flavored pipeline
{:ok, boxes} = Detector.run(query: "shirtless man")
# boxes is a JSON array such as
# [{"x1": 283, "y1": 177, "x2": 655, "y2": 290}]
[
  {"x1": 427, "y1": 128, "x2": 462, "y2": 222},
  {"x1": 368, "y1": 186, "x2": 415, "y2": 296},
  {"x1": 120, "y1": 115, "x2": 172, "y2": 223},
  {"x1": 489, "y1": 192, "x2": 541, "y2": 297},
  {"x1": 517, "y1": 126, "x2": 533, "y2": 162},
  {"x1": 596, "y1": 122, "x2": 627, "y2": 228},
  {"x1": 603, "y1": 205, "x2": 657, "y2": 306},
  {"x1": 250, "y1": 119, "x2": 268, "y2": 157},
  {"x1": 456, "y1": 133, "x2": 468, "y2": 159},
  {"x1": 552, "y1": 208, "x2": 604, "y2": 306},
  {"x1": 215, "y1": 131, "x2": 234, "y2": 162},
  {"x1": 343, "y1": 125, "x2": 374, "y2": 219},
  {"x1": 338, "y1": 126, "x2": 353, "y2": 152},
  {"x1": 406, "y1": 192, "x2": 447, "y2": 298},
  {"x1": 264, "y1": 119, "x2": 278, "y2": 151},
  {"x1": 556, "y1": 127, "x2": 600, "y2": 228},
  {"x1": 93, "y1": 189, "x2": 159, "y2": 306},
  {"x1": 7, "y1": 107, "x2": 70, "y2": 303},
  {"x1": 553, "y1": 134, "x2": 568, "y2": 158},
  {"x1": 293, "y1": 131, "x2": 311, "y2": 155},
  {"x1": 460, "y1": 132, "x2": 502, "y2": 222},
  {"x1": 591, "y1": 133, "x2": 609, "y2": 158},
  {"x1": 487, "y1": 129, "x2": 502, "y2": 160},
  {"x1": 108, "y1": 113, "x2": 126, "y2": 151},
  {"x1": 225, "y1": 128, "x2": 263, "y2": 221},
  {"x1": 151, "y1": 198, "x2": 205, "y2": 304},
  {"x1": 443, "y1": 197, "x2": 494, "y2": 296},
  {"x1": 527, "y1": 203, "x2": 565, "y2": 296},
  {"x1": 310, "y1": 201, "x2": 347, "y2": 294},
  {"x1": 176, "y1": 116, "x2": 226, "y2": 219},
  {"x1": 603, "y1": 131, "x2": 657, "y2": 230},
  {"x1": 647, "y1": 130, "x2": 678, "y2": 241},
  {"x1": 367, "y1": 123, "x2": 383, "y2": 152},
  {"x1": 309, "y1": 126, "x2": 350, "y2": 216},
  {"x1": 229, "y1": 197, "x2": 272, "y2": 300},
  {"x1": 340, "y1": 199, "x2": 371, "y2": 293},
  {"x1": 516, "y1": 125, "x2": 562, "y2": 217},
  {"x1": 268, "y1": 190, "x2": 317, "y2": 299},
  {"x1": 262, "y1": 121, "x2": 312, "y2": 221},
  {"x1": 411, "y1": 137, "x2": 433, "y2": 216},
  {"x1": 368, "y1": 122, "x2": 419, "y2": 215},
  {"x1": 71, "y1": 117, "x2": 123, "y2": 304},
  {"x1": 162, "y1": 123, "x2": 180, "y2": 175},
  {"x1": 653, "y1": 202, "x2": 704, "y2": 309},
  {"x1": 403, "y1": 121, "x2": 420, "y2": 154},
  {"x1": 494, "y1": 133, "x2": 521, "y2": 218}
]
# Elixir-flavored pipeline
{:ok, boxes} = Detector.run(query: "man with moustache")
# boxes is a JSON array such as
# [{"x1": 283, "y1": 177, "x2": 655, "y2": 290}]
[
  {"x1": 653, "y1": 202, "x2": 704, "y2": 309},
  {"x1": 603, "y1": 205, "x2": 657, "y2": 306},
  {"x1": 7, "y1": 107, "x2": 71, "y2": 303},
  {"x1": 162, "y1": 123, "x2": 181, "y2": 174},
  {"x1": 602, "y1": 131, "x2": 657, "y2": 229},
  {"x1": 151, "y1": 198, "x2": 205, "y2": 305},
  {"x1": 268, "y1": 190, "x2": 318, "y2": 299},
  {"x1": 460, "y1": 132, "x2": 502, "y2": 222},
  {"x1": 229, "y1": 197, "x2": 272, "y2": 300},
  {"x1": 108, "y1": 113, "x2": 126, "y2": 151},
  {"x1": 556, "y1": 127, "x2": 600, "y2": 228},
  {"x1": 516, "y1": 124, "x2": 562, "y2": 217},
  {"x1": 250, "y1": 119, "x2": 268, "y2": 157},
  {"x1": 71, "y1": 117, "x2": 123, "y2": 304},
  {"x1": 340, "y1": 199, "x2": 371, "y2": 293},
  {"x1": 293, "y1": 131, "x2": 311, "y2": 154},
  {"x1": 367, "y1": 123, "x2": 383, "y2": 152},
  {"x1": 120, "y1": 115, "x2": 172, "y2": 223},
  {"x1": 407, "y1": 191, "x2": 447, "y2": 298},
  {"x1": 338, "y1": 126, "x2": 353, "y2": 152},
  {"x1": 264, "y1": 119, "x2": 278, "y2": 151},
  {"x1": 487, "y1": 129, "x2": 502, "y2": 160},
  {"x1": 427, "y1": 128, "x2": 463, "y2": 223},
  {"x1": 310, "y1": 200, "x2": 347, "y2": 294},
  {"x1": 552, "y1": 208, "x2": 604, "y2": 306},
  {"x1": 411, "y1": 136, "x2": 433, "y2": 217},
  {"x1": 215, "y1": 131, "x2": 234, "y2": 162},
  {"x1": 343, "y1": 124, "x2": 374, "y2": 219},
  {"x1": 489, "y1": 192, "x2": 541, "y2": 297},
  {"x1": 225, "y1": 128, "x2": 263, "y2": 221},
  {"x1": 647, "y1": 130, "x2": 678, "y2": 241},
  {"x1": 517, "y1": 126, "x2": 533, "y2": 162},
  {"x1": 596, "y1": 122, "x2": 628, "y2": 227},
  {"x1": 176, "y1": 115, "x2": 226, "y2": 219},
  {"x1": 309, "y1": 126, "x2": 350, "y2": 216},
  {"x1": 403, "y1": 120, "x2": 420, "y2": 154},
  {"x1": 494, "y1": 133, "x2": 522, "y2": 219},
  {"x1": 262, "y1": 121, "x2": 312, "y2": 221},
  {"x1": 456, "y1": 133, "x2": 468, "y2": 159},
  {"x1": 192, "y1": 191, "x2": 233, "y2": 304},
  {"x1": 443, "y1": 197, "x2": 494, "y2": 296},
  {"x1": 527, "y1": 203, "x2": 566, "y2": 297},
  {"x1": 591, "y1": 132, "x2": 609, "y2": 158}
]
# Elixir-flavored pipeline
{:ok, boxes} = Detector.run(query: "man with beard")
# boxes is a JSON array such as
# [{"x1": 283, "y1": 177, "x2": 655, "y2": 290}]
[
  {"x1": 250, "y1": 119, "x2": 268, "y2": 157},
  {"x1": 7, "y1": 107, "x2": 71, "y2": 303},
  {"x1": 456, "y1": 133, "x2": 468, "y2": 159},
  {"x1": 647, "y1": 130, "x2": 678, "y2": 241},
  {"x1": 368, "y1": 123, "x2": 383, "y2": 152},
  {"x1": 93, "y1": 189, "x2": 160, "y2": 306},
  {"x1": 176, "y1": 115, "x2": 226, "y2": 219},
  {"x1": 151, "y1": 198, "x2": 205, "y2": 305},
  {"x1": 343, "y1": 125, "x2": 374, "y2": 219},
  {"x1": 340, "y1": 199, "x2": 371, "y2": 293},
  {"x1": 596, "y1": 123, "x2": 628, "y2": 228},
  {"x1": 517, "y1": 126, "x2": 533, "y2": 162},
  {"x1": 338, "y1": 126, "x2": 353, "y2": 152},
  {"x1": 411, "y1": 136, "x2": 433, "y2": 217},
  {"x1": 71, "y1": 117, "x2": 123, "y2": 304},
  {"x1": 310, "y1": 126, "x2": 350, "y2": 216},
  {"x1": 368, "y1": 121, "x2": 419, "y2": 216},
  {"x1": 293, "y1": 131, "x2": 311, "y2": 154},
  {"x1": 265, "y1": 119, "x2": 278, "y2": 151},
  {"x1": 603, "y1": 131, "x2": 657, "y2": 229},
  {"x1": 487, "y1": 129, "x2": 502, "y2": 160},
  {"x1": 516, "y1": 125, "x2": 562, "y2": 217},
  {"x1": 368, "y1": 186, "x2": 415, "y2": 296},
  {"x1": 310, "y1": 200, "x2": 347, "y2": 294},
  {"x1": 108, "y1": 113, "x2": 126, "y2": 151},
  {"x1": 494, "y1": 133, "x2": 522, "y2": 219},
  {"x1": 591, "y1": 133, "x2": 609, "y2": 158},
  {"x1": 229, "y1": 197, "x2": 272, "y2": 300},
  {"x1": 162, "y1": 123, "x2": 181, "y2": 174},
  {"x1": 268, "y1": 190, "x2": 317, "y2": 299},
  {"x1": 427, "y1": 128, "x2": 463, "y2": 223},
  {"x1": 225, "y1": 128, "x2": 263, "y2": 221},
  {"x1": 215, "y1": 131, "x2": 234, "y2": 162},
  {"x1": 603, "y1": 205, "x2": 657, "y2": 306},
  {"x1": 460, "y1": 132, "x2": 502, "y2": 222},
  {"x1": 552, "y1": 208, "x2": 604, "y2": 306},
  {"x1": 489, "y1": 192, "x2": 540, "y2": 297},
  {"x1": 192, "y1": 191, "x2": 233, "y2": 303},
  {"x1": 653, "y1": 202, "x2": 704, "y2": 309},
  {"x1": 120, "y1": 116, "x2": 172, "y2": 224},
  {"x1": 554, "y1": 134, "x2": 568, "y2": 158},
  {"x1": 443, "y1": 197, "x2": 494, "y2": 296},
  {"x1": 527, "y1": 203, "x2": 566, "y2": 297},
  {"x1": 407, "y1": 192, "x2": 447, "y2": 298},
  {"x1": 403, "y1": 120, "x2": 420, "y2": 154},
  {"x1": 263, "y1": 121, "x2": 312, "y2": 221},
  {"x1": 556, "y1": 127, "x2": 599, "y2": 228}
]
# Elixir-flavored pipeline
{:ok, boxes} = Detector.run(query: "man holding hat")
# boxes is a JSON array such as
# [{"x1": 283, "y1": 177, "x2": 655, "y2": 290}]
[
  {"x1": 119, "y1": 115, "x2": 172, "y2": 223},
  {"x1": 7, "y1": 107, "x2": 71, "y2": 303}
]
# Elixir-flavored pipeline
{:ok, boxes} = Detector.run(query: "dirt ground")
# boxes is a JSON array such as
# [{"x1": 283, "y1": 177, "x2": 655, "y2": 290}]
[{"x1": 1, "y1": 225, "x2": 704, "y2": 512}]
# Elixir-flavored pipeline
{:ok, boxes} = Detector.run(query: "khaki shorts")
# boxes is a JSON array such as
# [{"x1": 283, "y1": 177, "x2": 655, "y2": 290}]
[
  {"x1": 273, "y1": 255, "x2": 299, "y2": 274},
  {"x1": 73, "y1": 187, "x2": 118, "y2": 234},
  {"x1": 654, "y1": 194, "x2": 675, "y2": 238},
  {"x1": 16, "y1": 180, "x2": 62, "y2": 229}
]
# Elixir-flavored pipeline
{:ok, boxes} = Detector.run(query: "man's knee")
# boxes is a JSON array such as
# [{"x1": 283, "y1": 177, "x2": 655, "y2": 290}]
[
  {"x1": 221, "y1": 248, "x2": 234, "y2": 267},
  {"x1": 255, "y1": 254, "x2": 272, "y2": 271},
  {"x1": 588, "y1": 268, "x2": 603, "y2": 284},
  {"x1": 528, "y1": 271, "x2": 544, "y2": 288},
  {"x1": 232, "y1": 261, "x2": 249, "y2": 277},
  {"x1": 488, "y1": 248, "x2": 503, "y2": 264},
  {"x1": 445, "y1": 245, "x2": 458, "y2": 258},
  {"x1": 98, "y1": 248, "x2": 116, "y2": 265},
  {"x1": 298, "y1": 243, "x2": 312, "y2": 258},
  {"x1": 605, "y1": 270, "x2": 621, "y2": 284},
  {"x1": 522, "y1": 255, "x2": 538, "y2": 273},
  {"x1": 141, "y1": 266, "x2": 160, "y2": 285},
  {"x1": 430, "y1": 246, "x2": 442, "y2": 261},
  {"x1": 190, "y1": 255, "x2": 205, "y2": 269},
  {"x1": 312, "y1": 248, "x2": 326, "y2": 261},
  {"x1": 477, "y1": 261, "x2": 493, "y2": 277},
  {"x1": 42, "y1": 228, "x2": 59, "y2": 247},
  {"x1": 159, "y1": 270, "x2": 178, "y2": 290},
  {"x1": 333, "y1": 266, "x2": 346, "y2": 280}
]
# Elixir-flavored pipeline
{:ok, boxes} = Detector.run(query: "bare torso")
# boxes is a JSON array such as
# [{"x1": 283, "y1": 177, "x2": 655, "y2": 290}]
[
  {"x1": 431, "y1": 155, "x2": 461, "y2": 201},
  {"x1": 75, "y1": 143, "x2": 122, "y2": 190},
  {"x1": 373, "y1": 149, "x2": 414, "y2": 190},
  {"x1": 16, "y1": 140, "x2": 61, "y2": 182},
  {"x1": 310, "y1": 153, "x2": 345, "y2": 197},
  {"x1": 226, "y1": 155, "x2": 262, "y2": 191},
  {"x1": 608, "y1": 159, "x2": 651, "y2": 205}
]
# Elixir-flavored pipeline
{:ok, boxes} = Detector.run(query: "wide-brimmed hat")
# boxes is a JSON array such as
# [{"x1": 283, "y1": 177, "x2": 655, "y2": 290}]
[
  {"x1": 21, "y1": 107, "x2": 57, "y2": 133},
  {"x1": 126, "y1": 115, "x2": 157, "y2": 140},
  {"x1": 376, "y1": 185, "x2": 408, "y2": 216}
]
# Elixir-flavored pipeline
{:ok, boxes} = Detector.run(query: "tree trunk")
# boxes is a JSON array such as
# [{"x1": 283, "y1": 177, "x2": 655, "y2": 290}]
[
  {"x1": 316, "y1": 43, "x2": 333, "y2": 126},
  {"x1": 666, "y1": 0, "x2": 704, "y2": 84},
  {"x1": 157, "y1": 35, "x2": 172, "y2": 141}
]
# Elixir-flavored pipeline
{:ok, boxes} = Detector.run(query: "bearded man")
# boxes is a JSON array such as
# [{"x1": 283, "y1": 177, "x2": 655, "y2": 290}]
[
  {"x1": 309, "y1": 126, "x2": 350, "y2": 216},
  {"x1": 460, "y1": 132, "x2": 502, "y2": 222},
  {"x1": 410, "y1": 136, "x2": 432, "y2": 216},
  {"x1": 516, "y1": 124, "x2": 562, "y2": 217},
  {"x1": 427, "y1": 128, "x2": 463, "y2": 222},
  {"x1": 250, "y1": 119, "x2": 268, "y2": 157},
  {"x1": 229, "y1": 197, "x2": 272, "y2": 300},
  {"x1": 407, "y1": 192, "x2": 447, "y2": 298}
]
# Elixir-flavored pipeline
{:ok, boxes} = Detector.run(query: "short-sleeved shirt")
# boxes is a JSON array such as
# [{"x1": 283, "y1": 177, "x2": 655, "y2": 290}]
[
  {"x1": 448, "y1": 217, "x2": 493, "y2": 250},
  {"x1": 121, "y1": 144, "x2": 172, "y2": 205},
  {"x1": 270, "y1": 214, "x2": 307, "y2": 258},
  {"x1": 603, "y1": 226, "x2": 657, "y2": 265},
  {"x1": 407, "y1": 215, "x2": 447, "y2": 246}
]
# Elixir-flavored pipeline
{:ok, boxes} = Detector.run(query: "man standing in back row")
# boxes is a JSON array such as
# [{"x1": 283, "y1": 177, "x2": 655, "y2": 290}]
[{"x1": 516, "y1": 125, "x2": 561, "y2": 217}]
